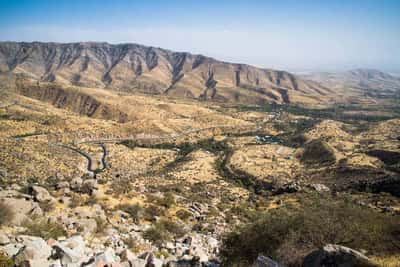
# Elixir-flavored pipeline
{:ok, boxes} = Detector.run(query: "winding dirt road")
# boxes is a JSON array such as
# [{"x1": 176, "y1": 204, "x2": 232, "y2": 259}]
[{"x1": 51, "y1": 143, "x2": 108, "y2": 175}]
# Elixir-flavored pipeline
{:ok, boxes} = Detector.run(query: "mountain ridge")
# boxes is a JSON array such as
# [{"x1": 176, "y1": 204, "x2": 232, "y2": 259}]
[{"x1": 0, "y1": 41, "x2": 332, "y2": 105}]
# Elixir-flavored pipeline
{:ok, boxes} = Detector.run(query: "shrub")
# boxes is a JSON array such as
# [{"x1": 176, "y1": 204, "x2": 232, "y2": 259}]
[
  {"x1": 143, "y1": 224, "x2": 171, "y2": 246},
  {"x1": 159, "y1": 192, "x2": 176, "y2": 208},
  {"x1": 95, "y1": 217, "x2": 107, "y2": 234},
  {"x1": 158, "y1": 218, "x2": 187, "y2": 238},
  {"x1": 143, "y1": 205, "x2": 165, "y2": 221},
  {"x1": 121, "y1": 236, "x2": 142, "y2": 253},
  {"x1": 301, "y1": 139, "x2": 336, "y2": 166},
  {"x1": 220, "y1": 194, "x2": 400, "y2": 267},
  {"x1": 111, "y1": 178, "x2": 134, "y2": 196},
  {"x1": 118, "y1": 203, "x2": 143, "y2": 223},
  {"x1": 0, "y1": 251, "x2": 14, "y2": 267},
  {"x1": 147, "y1": 192, "x2": 176, "y2": 208},
  {"x1": 0, "y1": 202, "x2": 14, "y2": 226},
  {"x1": 176, "y1": 209, "x2": 192, "y2": 221},
  {"x1": 22, "y1": 220, "x2": 67, "y2": 240}
]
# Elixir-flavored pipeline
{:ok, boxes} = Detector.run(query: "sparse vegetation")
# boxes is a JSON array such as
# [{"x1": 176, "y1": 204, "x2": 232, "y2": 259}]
[
  {"x1": 22, "y1": 220, "x2": 67, "y2": 240},
  {"x1": 143, "y1": 218, "x2": 187, "y2": 246},
  {"x1": 176, "y1": 209, "x2": 192, "y2": 221},
  {"x1": 220, "y1": 194, "x2": 400, "y2": 267},
  {"x1": 117, "y1": 203, "x2": 143, "y2": 223},
  {"x1": 301, "y1": 139, "x2": 336, "y2": 165},
  {"x1": 0, "y1": 251, "x2": 14, "y2": 267},
  {"x1": 95, "y1": 217, "x2": 107, "y2": 234},
  {"x1": 157, "y1": 218, "x2": 187, "y2": 238},
  {"x1": 110, "y1": 177, "x2": 134, "y2": 195},
  {"x1": 143, "y1": 204, "x2": 166, "y2": 221},
  {"x1": 143, "y1": 223, "x2": 171, "y2": 246}
]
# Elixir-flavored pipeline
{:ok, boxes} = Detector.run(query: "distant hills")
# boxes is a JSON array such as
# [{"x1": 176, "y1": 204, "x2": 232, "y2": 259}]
[{"x1": 302, "y1": 69, "x2": 400, "y2": 98}]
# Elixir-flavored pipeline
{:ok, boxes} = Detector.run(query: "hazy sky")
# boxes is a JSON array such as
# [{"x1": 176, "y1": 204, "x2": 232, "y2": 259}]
[{"x1": 0, "y1": 0, "x2": 399, "y2": 72}]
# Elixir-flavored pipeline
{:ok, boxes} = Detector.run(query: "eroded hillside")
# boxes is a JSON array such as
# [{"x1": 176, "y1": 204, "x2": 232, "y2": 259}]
[{"x1": 0, "y1": 42, "x2": 336, "y2": 105}]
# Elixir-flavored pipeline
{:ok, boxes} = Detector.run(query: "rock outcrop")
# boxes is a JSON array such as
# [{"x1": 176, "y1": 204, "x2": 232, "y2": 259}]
[{"x1": 302, "y1": 244, "x2": 378, "y2": 267}]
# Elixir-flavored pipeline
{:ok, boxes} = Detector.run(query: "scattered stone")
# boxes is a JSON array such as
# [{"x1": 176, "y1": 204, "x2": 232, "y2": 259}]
[
  {"x1": 310, "y1": 183, "x2": 330, "y2": 193},
  {"x1": 56, "y1": 181, "x2": 70, "y2": 190},
  {"x1": 30, "y1": 185, "x2": 54, "y2": 203},
  {"x1": 253, "y1": 255, "x2": 285, "y2": 267},
  {"x1": 303, "y1": 244, "x2": 378, "y2": 267},
  {"x1": 52, "y1": 235, "x2": 88, "y2": 266},
  {"x1": 81, "y1": 179, "x2": 98, "y2": 194},
  {"x1": 70, "y1": 177, "x2": 83, "y2": 191}
]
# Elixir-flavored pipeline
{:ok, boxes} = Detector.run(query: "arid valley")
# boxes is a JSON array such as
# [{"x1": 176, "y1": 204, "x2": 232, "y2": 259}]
[{"x1": 0, "y1": 41, "x2": 399, "y2": 267}]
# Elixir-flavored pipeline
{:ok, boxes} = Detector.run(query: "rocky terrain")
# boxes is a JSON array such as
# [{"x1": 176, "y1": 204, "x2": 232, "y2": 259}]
[{"x1": 0, "y1": 48, "x2": 400, "y2": 267}]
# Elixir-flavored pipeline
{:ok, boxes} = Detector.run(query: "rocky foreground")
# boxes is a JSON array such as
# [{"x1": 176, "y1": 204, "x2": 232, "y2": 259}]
[
  {"x1": 0, "y1": 179, "x2": 382, "y2": 267},
  {"x1": 0, "y1": 233, "x2": 380, "y2": 267}
]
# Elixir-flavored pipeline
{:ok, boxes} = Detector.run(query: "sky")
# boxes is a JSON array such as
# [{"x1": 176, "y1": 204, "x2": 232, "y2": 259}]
[{"x1": 0, "y1": 0, "x2": 399, "y2": 72}]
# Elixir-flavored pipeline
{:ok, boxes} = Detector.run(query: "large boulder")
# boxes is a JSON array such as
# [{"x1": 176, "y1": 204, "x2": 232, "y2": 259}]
[
  {"x1": 0, "y1": 198, "x2": 43, "y2": 225},
  {"x1": 82, "y1": 247, "x2": 119, "y2": 267},
  {"x1": 52, "y1": 235, "x2": 88, "y2": 266},
  {"x1": 302, "y1": 244, "x2": 378, "y2": 267},
  {"x1": 0, "y1": 243, "x2": 24, "y2": 258},
  {"x1": 14, "y1": 235, "x2": 52, "y2": 267},
  {"x1": 0, "y1": 231, "x2": 10, "y2": 245}
]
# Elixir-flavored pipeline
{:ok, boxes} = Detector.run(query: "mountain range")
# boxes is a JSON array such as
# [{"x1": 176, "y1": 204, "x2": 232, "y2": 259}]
[
  {"x1": 0, "y1": 42, "x2": 334, "y2": 105},
  {"x1": 1, "y1": 42, "x2": 399, "y2": 105}
]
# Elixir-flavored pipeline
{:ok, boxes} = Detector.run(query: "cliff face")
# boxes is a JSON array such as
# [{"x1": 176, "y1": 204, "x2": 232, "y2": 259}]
[
  {"x1": 0, "y1": 42, "x2": 331, "y2": 104},
  {"x1": 16, "y1": 80, "x2": 129, "y2": 122}
]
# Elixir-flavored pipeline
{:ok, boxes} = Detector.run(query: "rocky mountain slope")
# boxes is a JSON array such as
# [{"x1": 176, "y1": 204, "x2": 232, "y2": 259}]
[{"x1": 0, "y1": 42, "x2": 332, "y2": 105}]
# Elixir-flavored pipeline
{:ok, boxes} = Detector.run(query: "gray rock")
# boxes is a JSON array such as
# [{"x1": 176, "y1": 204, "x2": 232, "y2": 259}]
[
  {"x1": 122, "y1": 258, "x2": 147, "y2": 267},
  {"x1": 52, "y1": 235, "x2": 88, "y2": 265},
  {"x1": 14, "y1": 236, "x2": 52, "y2": 266},
  {"x1": 59, "y1": 196, "x2": 71, "y2": 206},
  {"x1": 85, "y1": 247, "x2": 118, "y2": 266},
  {"x1": 167, "y1": 259, "x2": 202, "y2": 267},
  {"x1": 0, "y1": 231, "x2": 10, "y2": 245},
  {"x1": 310, "y1": 183, "x2": 330, "y2": 193},
  {"x1": 302, "y1": 244, "x2": 378, "y2": 267},
  {"x1": 81, "y1": 179, "x2": 98, "y2": 194},
  {"x1": 253, "y1": 255, "x2": 285, "y2": 267},
  {"x1": 70, "y1": 177, "x2": 83, "y2": 191},
  {"x1": 0, "y1": 189, "x2": 30, "y2": 199},
  {"x1": 191, "y1": 246, "x2": 208, "y2": 262},
  {"x1": 30, "y1": 185, "x2": 54, "y2": 203},
  {"x1": 0, "y1": 243, "x2": 24, "y2": 257},
  {"x1": 56, "y1": 181, "x2": 70, "y2": 189}
]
